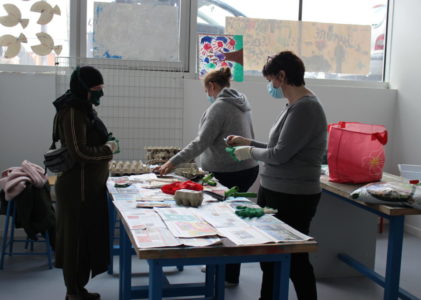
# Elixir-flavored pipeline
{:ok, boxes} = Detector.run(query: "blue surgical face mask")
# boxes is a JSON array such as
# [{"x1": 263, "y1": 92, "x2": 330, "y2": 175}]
[
  {"x1": 267, "y1": 82, "x2": 284, "y2": 99},
  {"x1": 207, "y1": 94, "x2": 216, "y2": 104}
]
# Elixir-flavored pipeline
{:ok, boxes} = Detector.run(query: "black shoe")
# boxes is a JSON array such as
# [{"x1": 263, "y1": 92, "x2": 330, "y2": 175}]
[{"x1": 81, "y1": 289, "x2": 100, "y2": 300}]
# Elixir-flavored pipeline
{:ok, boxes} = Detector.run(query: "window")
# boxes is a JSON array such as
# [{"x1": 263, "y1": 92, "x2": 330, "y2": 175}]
[
  {"x1": 0, "y1": 0, "x2": 70, "y2": 66},
  {"x1": 0, "y1": 0, "x2": 388, "y2": 82},
  {"x1": 196, "y1": 0, "x2": 388, "y2": 81},
  {"x1": 85, "y1": 0, "x2": 183, "y2": 63},
  {"x1": 302, "y1": 0, "x2": 387, "y2": 81}
]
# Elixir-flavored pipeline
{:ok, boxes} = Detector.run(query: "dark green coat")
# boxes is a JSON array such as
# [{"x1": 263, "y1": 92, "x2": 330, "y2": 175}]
[{"x1": 54, "y1": 100, "x2": 113, "y2": 277}]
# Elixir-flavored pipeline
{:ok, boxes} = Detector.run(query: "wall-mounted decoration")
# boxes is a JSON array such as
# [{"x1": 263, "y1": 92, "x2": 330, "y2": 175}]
[
  {"x1": 198, "y1": 34, "x2": 243, "y2": 82},
  {"x1": 0, "y1": 33, "x2": 27, "y2": 58},
  {"x1": 226, "y1": 17, "x2": 371, "y2": 75},
  {"x1": 31, "y1": 32, "x2": 62, "y2": 56},
  {"x1": 30, "y1": 1, "x2": 61, "y2": 25},
  {"x1": 0, "y1": 4, "x2": 29, "y2": 28}
]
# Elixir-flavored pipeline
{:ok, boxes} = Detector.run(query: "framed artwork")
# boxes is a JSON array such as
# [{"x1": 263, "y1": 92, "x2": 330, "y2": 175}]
[{"x1": 198, "y1": 34, "x2": 243, "y2": 82}]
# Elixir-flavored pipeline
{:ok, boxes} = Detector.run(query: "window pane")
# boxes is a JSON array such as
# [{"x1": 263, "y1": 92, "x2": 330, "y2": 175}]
[
  {"x1": 86, "y1": 0, "x2": 181, "y2": 62},
  {"x1": 197, "y1": 0, "x2": 299, "y2": 76},
  {"x1": 302, "y1": 0, "x2": 387, "y2": 81},
  {"x1": 0, "y1": 0, "x2": 70, "y2": 66},
  {"x1": 197, "y1": 0, "x2": 299, "y2": 34}
]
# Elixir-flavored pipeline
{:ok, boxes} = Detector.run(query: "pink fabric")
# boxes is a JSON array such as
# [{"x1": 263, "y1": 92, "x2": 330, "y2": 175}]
[{"x1": 0, "y1": 160, "x2": 48, "y2": 201}]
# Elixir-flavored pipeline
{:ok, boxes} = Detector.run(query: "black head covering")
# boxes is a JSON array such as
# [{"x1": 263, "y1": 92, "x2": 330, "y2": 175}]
[{"x1": 70, "y1": 66, "x2": 104, "y2": 99}]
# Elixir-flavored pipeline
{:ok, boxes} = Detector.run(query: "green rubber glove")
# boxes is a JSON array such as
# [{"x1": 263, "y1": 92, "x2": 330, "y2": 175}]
[{"x1": 225, "y1": 147, "x2": 239, "y2": 162}]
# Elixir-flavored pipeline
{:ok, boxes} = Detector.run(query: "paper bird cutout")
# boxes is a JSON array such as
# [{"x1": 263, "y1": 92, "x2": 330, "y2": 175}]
[
  {"x1": 0, "y1": 33, "x2": 27, "y2": 58},
  {"x1": 0, "y1": 4, "x2": 29, "y2": 28},
  {"x1": 30, "y1": 1, "x2": 61, "y2": 25},
  {"x1": 31, "y1": 32, "x2": 62, "y2": 56}
]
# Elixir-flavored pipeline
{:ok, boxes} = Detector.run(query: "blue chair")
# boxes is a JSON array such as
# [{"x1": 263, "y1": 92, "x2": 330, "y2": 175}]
[{"x1": 0, "y1": 198, "x2": 53, "y2": 269}]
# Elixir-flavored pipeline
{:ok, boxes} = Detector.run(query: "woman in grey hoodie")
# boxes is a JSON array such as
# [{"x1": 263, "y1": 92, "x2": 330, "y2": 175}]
[
  {"x1": 156, "y1": 67, "x2": 259, "y2": 285},
  {"x1": 227, "y1": 51, "x2": 327, "y2": 300}
]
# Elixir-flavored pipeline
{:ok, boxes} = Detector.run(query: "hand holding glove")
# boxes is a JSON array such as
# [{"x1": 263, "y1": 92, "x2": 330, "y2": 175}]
[
  {"x1": 106, "y1": 139, "x2": 120, "y2": 154},
  {"x1": 225, "y1": 146, "x2": 253, "y2": 161}
]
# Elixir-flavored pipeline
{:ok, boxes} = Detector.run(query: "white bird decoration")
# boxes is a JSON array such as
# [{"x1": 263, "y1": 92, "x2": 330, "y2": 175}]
[
  {"x1": 30, "y1": 1, "x2": 61, "y2": 25},
  {"x1": 31, "y1": 32, "x2": 62, "y2": 56},
  {"x1": 0, "y1": 4, "x2": 29, "y2": 28},
  {"x1": 0, "y1": 33, "x2": 27, "y2": 58}
]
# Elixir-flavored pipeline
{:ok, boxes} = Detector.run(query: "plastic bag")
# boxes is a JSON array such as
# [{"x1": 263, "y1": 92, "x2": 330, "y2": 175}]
[
  {"x1": 350, "y1": 181, "x2": 421, "y2": 209},
  {"x1": 161, "y1": 180, "x2": 203, "y2": 195},
  {"x1": 328, "y1": 122, "x2": 387, "y2": 183}
]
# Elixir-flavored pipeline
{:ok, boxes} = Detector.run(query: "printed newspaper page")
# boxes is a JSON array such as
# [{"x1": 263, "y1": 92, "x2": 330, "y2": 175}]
[
  {"x1": 155, "y1": 207, "x2": 218, "y2": 238},
  {"x1": 217, "y1": 226, "x2": 275, "y2": 245},
  {"x1": 178, "y1": 237, "x2": 222, "y2": 247},
  {"x1": 132, "y1": 228, "x2": 181, "y2": 248},
  {"x1": 196, "y1": 202, "x2": 250, "y2": 228},
  {"x1": 247, "y1": 215, "x2": 314, "y2": 242}
]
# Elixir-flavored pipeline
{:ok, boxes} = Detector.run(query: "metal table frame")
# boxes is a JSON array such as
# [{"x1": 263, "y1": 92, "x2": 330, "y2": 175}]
[{"x1": 321, "y1": 173, "x2": 421, "y2": 300}]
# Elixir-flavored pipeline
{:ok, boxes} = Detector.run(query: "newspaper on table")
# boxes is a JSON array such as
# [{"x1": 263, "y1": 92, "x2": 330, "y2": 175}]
[
  {"x1": 178, "y1": 237, "x2": 222, "y2": 247},
  {"x1": 196, "y1": 202, "x2": 250, "y2": 228},
  {"x1": 155, "y1": 207, "x2": 218, "y2": 238},
  {"x1": 132, "y1": 227, "x2": 182, "y2": 248},
  {"x1": 246, "y1": 215, "x2": 313, "y2": 242},
  {"x1": 216, "y1": 226, "x2": 275, "y2": 245},
  {"x1": 120, "y1": 208, "x2": 167, "y2": 230}
]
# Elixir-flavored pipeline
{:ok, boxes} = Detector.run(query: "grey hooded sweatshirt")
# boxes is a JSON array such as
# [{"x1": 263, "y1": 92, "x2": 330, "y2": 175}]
[{"x1": 170, "y1": 87, "x2": 258, "y2": 172}]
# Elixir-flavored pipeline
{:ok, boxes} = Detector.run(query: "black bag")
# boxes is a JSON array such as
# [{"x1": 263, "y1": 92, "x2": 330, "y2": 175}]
[{"x1": 43, "y1": 113, "x2": 75, "y2": 173}]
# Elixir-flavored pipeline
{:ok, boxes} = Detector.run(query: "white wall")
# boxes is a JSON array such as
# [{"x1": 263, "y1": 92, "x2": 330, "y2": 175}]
[
  {"x1": 388, "y1": 0, "x2": 421, "y2": 236},
  {"x1": 0, "y1": 73, "x2": 56, "y2": 171}
]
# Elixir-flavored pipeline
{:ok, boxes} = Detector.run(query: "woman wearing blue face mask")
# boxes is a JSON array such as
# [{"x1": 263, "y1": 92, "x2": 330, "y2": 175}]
[
  {"x1": 226, "y1": 51, "x2": 327, "y2": 300},
  {"x1": 155, "y1": 67, "x2": 259, "y2": 286},
  {"x1": 52, "y1": 66, "x2": 119, "y2": 300}
]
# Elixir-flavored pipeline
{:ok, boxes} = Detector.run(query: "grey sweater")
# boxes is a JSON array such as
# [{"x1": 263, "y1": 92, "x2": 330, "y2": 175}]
[
  {"x1": 170, "y1": 87, "x2": 258, "y2": 172},
  {"x1": 251, "y1": 95, "x2": 327, "y2": 194}
]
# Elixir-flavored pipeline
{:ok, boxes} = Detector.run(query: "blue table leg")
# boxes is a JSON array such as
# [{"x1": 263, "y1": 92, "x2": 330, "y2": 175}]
[
  {"x1": 205, "y1": 264, "x2": 216, "y2": 298},
  {"x1": 215, "y1": 264, "x2": 225, "y2": 300},
  {"x1": 107, "y1": 191, "x2": 116, "y2": 275},
  {"x1": 384, "y1": 216, "x2": 404, "y2": 300},
  {"x1": 119, "y1": 220, "x2": 131, "y2": 300},
  {"x1": 148, "y1": 260, "x2": 164, "y2": 300},
  {"x1": 0, "y1": 198, "x2": 12, "y2": 269},
  {"x1": 273, "y1": 254, "x2": 291, "y2": 300}
]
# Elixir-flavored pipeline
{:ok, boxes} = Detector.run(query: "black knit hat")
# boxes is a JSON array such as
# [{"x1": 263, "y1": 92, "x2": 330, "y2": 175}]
[{"x1": 70, "y1": 66, "x2": 104, "y2": 99}]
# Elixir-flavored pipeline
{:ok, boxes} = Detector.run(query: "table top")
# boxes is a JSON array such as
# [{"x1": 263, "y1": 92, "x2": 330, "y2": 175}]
[
  {"x1": 320, "y1": 173, "x2": 421, "y2": 216},
  {"x1": 115, "y1": 204, "x2": 318, "y2": 260}
]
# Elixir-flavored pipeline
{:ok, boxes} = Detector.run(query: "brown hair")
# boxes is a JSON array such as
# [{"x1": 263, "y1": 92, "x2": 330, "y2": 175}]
[
  {"x1": 262, "y1": 51, "x2": 305, "y2": 86},
  {"x1": 204, "y1": 67, "x2": 232, "y2": 88}
]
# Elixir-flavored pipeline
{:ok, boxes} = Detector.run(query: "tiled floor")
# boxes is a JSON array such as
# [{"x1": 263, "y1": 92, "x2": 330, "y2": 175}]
[{"x1": 0, "y1": 227, "x2": 420, "y2": 300}]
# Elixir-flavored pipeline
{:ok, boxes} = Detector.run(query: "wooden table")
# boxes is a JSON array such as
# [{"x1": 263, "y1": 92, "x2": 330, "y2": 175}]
[
  {"x1": 114, "y1": 202, "x2": 318, "y2": 300},
  {"x1": 320, "y1": 173, "x2": 421, "y2": 300}
]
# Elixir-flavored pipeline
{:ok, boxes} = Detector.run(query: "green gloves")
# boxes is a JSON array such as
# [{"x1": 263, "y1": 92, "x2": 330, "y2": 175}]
[
  {"x1": 225, "y1": 146, "x2": 252, "y2": 161},
  {"x1": 202, "y1": 173, "x2": 217, "y2": 186}
]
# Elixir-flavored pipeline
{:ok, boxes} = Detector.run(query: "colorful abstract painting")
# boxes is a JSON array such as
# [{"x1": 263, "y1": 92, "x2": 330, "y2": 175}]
[{"x1": 198, "y1": 34, "x2": 243, "y2": 82}]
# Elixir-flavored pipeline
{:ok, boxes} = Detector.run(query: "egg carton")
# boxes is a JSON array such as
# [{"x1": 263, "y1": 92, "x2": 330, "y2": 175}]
[
  {"x1": 144, "y1": 146, "x2": 180, "y2": 165},
  {"x1": 109, "y1": 160, "x2": 151, "y2": 175}
]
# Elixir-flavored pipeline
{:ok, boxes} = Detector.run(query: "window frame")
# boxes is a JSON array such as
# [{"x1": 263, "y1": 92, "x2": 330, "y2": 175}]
[{"x1": 0, "y1": 0, "x2": 391, "y2": 87}]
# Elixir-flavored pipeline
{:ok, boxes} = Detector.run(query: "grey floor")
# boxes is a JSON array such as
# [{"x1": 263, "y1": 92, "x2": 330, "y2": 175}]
[{"x1": 0, "y1": 226, "x2": 420, "y2": 300}]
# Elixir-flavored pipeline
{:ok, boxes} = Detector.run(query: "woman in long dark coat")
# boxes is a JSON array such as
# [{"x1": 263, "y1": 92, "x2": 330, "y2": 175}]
[{"x1": 53, "y1": 66, "x2": 118, "y2": 300}]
